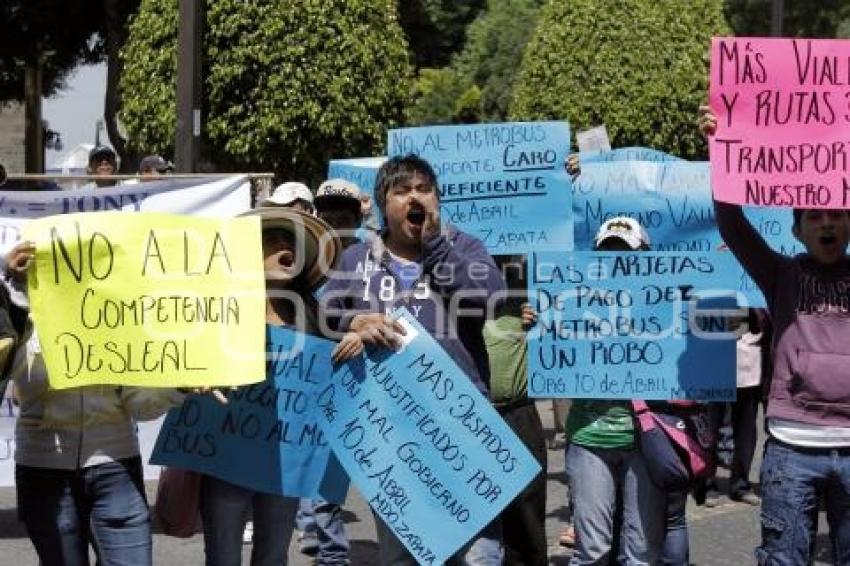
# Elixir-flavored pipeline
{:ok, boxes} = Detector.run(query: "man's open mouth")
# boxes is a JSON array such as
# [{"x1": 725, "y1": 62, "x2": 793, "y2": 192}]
[
  {"x1": 820, "y1": 234, "x2": 837, "y2": 245},
  {"x1": 407, "y1": 209, "x2": 426, "y2": 225}
]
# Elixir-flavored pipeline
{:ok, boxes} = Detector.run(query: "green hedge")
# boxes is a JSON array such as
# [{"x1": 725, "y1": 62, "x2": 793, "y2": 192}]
[
  {"x1": 510, "y1": 0, "x2": 729, "y2": 159},
  {"x1": 120, "y1": 0, "x2": 412, "y2": 181}
]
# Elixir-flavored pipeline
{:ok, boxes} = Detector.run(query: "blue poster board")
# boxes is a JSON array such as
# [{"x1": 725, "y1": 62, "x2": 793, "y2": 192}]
[
  {"x1": 327, "y1": 156, "x2": 386, "y2": 198},
  {"x1": 580, "y1": 146, "x2": 684, "y2": 164},
  {"x1": 151, "y1": 326, "x2": 349, "y2": 503},
  {"x1": 572, "y1": 161, "x2": 803, "y2": 305},
  {"x1": 317, "y1": 309, "x2": 541, "y2": 565},
  {"x1": 573, "y1": 160, "x2": 800, "y2": 253},
  {"x1": 388, "y1": 122, "x2": 573, "y2": 253},
  {"x1": 526, "y1": 251, "x2": 757, "y2": 401}
]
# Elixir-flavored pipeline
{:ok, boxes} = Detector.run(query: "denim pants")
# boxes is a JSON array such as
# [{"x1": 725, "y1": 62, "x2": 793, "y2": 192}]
[
  {"x1": 296, "y1": 497, "x2": 350, "y2": 564},
  {"x1": 16, "y1": 457, "x2": 151, "y2": 566},
  {"x1": 200, "y1": 475, "x2": 298, "y2": 566},
  {"x1": 374, "y1": 513, "x2": 502, "y2": 565},
  {"x1": 757, "y1": 439, "x2": 850, "y2": 565},
  {"x1": 565, "y1": 443, "x2": 666, "y2": 566},
  {"x1": 660, "y1": 490, "x2": 689, "y2": 566}
]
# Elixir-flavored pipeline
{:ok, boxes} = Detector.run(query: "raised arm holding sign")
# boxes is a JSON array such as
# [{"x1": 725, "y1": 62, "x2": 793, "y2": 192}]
[{"x1": 703, "y1": 45, "x2": 850, "y2": 560}]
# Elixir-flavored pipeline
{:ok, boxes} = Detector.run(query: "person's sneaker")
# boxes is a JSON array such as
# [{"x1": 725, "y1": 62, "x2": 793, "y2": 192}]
[
  {"x1": 731, "y1": 490, "x2": 761, "y2": 506},
  {"x1": 704, "y1": 488, "x2": 722, "y2": 508},
  {"x1": 242, "y1": 521, "x2": 253, "y2": 544}
]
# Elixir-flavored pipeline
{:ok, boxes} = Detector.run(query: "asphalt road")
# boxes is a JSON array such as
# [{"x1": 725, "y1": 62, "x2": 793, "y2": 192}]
[{"x1": 0, "y1": 401, "x2": 834, "y2": 565}]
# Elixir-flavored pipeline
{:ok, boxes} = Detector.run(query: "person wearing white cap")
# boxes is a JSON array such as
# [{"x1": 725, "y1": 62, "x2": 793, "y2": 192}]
[
  {"x1": 592, "y1": 216, "x2": 651, "y2": 251},
  {"x1": 261, "y1": 182, "x2": 315, "y2": 215},
  {"x1": 314, "y1": 178, "x2": 365, "y2": 250},
  {"x1": 566, "y1": 216, "x2": 696, "y2": 566}
]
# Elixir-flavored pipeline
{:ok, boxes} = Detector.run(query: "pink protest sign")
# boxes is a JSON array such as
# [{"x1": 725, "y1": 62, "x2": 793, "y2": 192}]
[{"x1": 709, "y1": 37, "x2": 850, "y2": 209}]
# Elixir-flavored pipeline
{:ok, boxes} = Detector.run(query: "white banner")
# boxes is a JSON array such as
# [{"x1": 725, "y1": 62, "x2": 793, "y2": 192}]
[
  {"x1": 0, "y1": 175, "x2": 252, "y2": 252},
  {"x1": 0, "y1": 176, "x2": 252, "y2": 483}
]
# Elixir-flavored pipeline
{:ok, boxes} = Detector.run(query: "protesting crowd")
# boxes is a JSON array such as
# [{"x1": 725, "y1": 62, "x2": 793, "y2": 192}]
[{"x1": 2, "y1": 35, "x2": 850, "y2": 566}]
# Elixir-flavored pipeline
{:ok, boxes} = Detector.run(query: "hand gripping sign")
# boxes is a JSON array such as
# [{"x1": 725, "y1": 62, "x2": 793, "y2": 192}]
[{"x1": 316, "y1": 309, "x2": 541, "y2": 565}]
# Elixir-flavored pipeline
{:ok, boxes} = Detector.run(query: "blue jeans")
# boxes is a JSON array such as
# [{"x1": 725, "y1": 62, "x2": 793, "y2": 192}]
[
  {"x1": 374, "y1": 513, "x2": 502, "y2": 565},
  {"x1": 757, "y1": 439, "x2": 850, "y2": 565},
  {"x1": 297, "y1": 497, "x2": 350, "y2": 564},
  {"x1": 565, "y1": 443, "x2": 666, "y2": 566},
  {"x1": 200, "y1": 475, "x2": 298, "y2": 566},
  {"x1": 661, "y1": 490, "x2": 689, "y2": 566},
  {"x1": 16, "y1": 457, "x2": 151, "y2": 566}
]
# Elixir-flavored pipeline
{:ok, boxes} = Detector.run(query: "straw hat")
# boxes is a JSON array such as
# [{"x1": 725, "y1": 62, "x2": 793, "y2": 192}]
[{"x1": 240, "y1": 207, "x2": 340, "y2": 291}]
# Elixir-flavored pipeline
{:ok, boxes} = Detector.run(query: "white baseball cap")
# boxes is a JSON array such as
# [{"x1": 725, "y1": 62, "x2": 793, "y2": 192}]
[
  {"x1": 262, "y1": 182, "x2": 314, "y2": 208},
  {"x1": 594, "y1": 216, "x2": 651, "y2": 250},
  {"x1": 315, "y1": 178, "x2": 363, "y2": 213}
]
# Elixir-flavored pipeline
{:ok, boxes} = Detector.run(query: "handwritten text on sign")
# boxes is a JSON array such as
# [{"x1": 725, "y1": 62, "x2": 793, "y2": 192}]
[
  {"x1": 23, "y1": 212, "x2": 266, "y2": 389},
  {"x1": 527, "y1": 252, "x2": 741, "y2": 400},
  {"x1": 151, "y1": 327, "x2": 349, "y2": 502},
  {"x1": 388, "y1": 122, "x2": 573, "y2": 253},
  {"x1": 317, "y1": 310, "x2": 540, "y2": 565},
  {"x1": 572, "y1": 160, "x2": 803, "y2": 306},
  {"x1": 327, "y1": 157, "x2": 386, "y2": 199},
  {"x1": 580, "y1": 146, "x2": 684, "y2": 164},
  {"x1": 710, "y1": 37, "x2": 850, "y2": 208},
  {"x1": 0, "y1": 175, "x2": 251, "y2": 254}
]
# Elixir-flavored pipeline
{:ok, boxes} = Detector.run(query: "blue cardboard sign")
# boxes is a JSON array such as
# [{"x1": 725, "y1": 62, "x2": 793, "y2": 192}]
[
  {"x1": 580, "y1": 146, "x2": 684, "y2": 164},
  {"x1": 573, "y1": 160, "x2": 801, "y2": 253},
  {"x1": 527, "y1": 251, "x2": 754, "y2": 401},
  {"x1": 572, "y1": 161, "x2": 803, "y2": 305},
  {"x1": 316, "y1": 310, "x2": 541, "y2": 565},
  {"x1": 388, "y1": 122, "x2": 573, "y2": 253},
  {"x1": 327, "y1": 156, "x2": 386, "y2": 198},
  {"x1": 151, "y1": 326, "x2": 349, "y2": 502}
]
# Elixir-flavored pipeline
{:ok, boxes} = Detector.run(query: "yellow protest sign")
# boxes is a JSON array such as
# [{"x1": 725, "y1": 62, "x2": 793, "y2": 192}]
[{"x1": 22, "y1": 212, "x2": 266, "y2": 389}]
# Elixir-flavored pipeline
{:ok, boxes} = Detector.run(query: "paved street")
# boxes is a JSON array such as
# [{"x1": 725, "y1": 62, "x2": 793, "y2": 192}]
[{"x1": 0, "y1": 401, "x2": 833, "y2": 565}]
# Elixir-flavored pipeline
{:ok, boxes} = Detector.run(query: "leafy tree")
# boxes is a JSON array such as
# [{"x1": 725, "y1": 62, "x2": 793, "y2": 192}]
[
  {"x1": 120, "y1": 0, "x2": 412, "y2": 181},
  {"x1": 453, "y1": 0, "x2": 545, "y2": 120},
  {"x1": 406, "y1": 0, "x2": 543, "y2": 125},
  {"x1": 725, "y1": 0, "x2": 850, "y2": 38},
  {"x1": 103, "y1": 0, "x2": 143, "y2": 172},
  {"x1": 0, "y1": 1, "x2": 101, "y2": 102},
  {"x1": 407, "y1": 68, "x2": 473, "y2": 125},
  {"x1": 0, "y1": 0, "x2": 142, "y2": 172},
  {"x1": 511, "y1": 0, "x2": 730, "y2": 159},
  {"x1": 399, "y1": 0, "x2": 486, "y2": 70}
]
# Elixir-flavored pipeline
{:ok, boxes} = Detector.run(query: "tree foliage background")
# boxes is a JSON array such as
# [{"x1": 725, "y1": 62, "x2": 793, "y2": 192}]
[
  {"x1": 725, "y1": 0, "x2": 850, "y2": 38},
  {"x1": 10, "y1": 0, "x2": 850, "y2": 173},
  {"x1": 399, "y1": 0, "x2": 486, "y2": 70},
  {"x1": 0, "y1": 1, "x2": 102, "y2": 103},
  {"x1": 510, "y1": 0, "x2": 729, "y2": 159},
  {"x1": 406, "y1": 0, "x2": 544, "y2": 125},
  {"x1": 120, "y1": 0, "x2": 412, "y2": 181}
]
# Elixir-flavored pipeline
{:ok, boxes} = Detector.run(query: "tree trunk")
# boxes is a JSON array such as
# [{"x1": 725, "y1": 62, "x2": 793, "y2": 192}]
[
  {"x1": 23, "y1": 61, "x2": 44, "y2": 174},
  {"x1": 103, "y1": 0, "x2": 140, "y2": 173}
]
